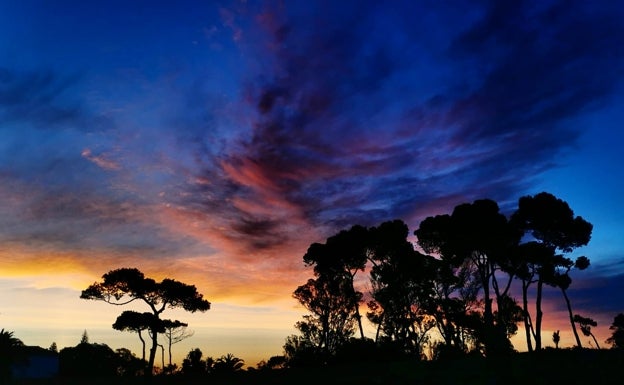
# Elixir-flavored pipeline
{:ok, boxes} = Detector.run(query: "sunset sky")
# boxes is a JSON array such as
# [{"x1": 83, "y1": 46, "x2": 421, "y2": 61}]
[{"x1": 1, "y1": 0, "x2": 624, "y2": 366}]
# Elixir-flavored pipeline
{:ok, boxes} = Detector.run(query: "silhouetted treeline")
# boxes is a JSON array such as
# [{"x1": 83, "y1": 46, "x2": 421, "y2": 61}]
[{"x1": 286, "y1": 192, "x2": 605, "y2": 365}]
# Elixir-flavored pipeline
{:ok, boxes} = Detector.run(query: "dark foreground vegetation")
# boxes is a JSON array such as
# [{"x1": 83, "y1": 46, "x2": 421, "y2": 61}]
[
  {"x1": 4, "y1": 348, "x2": 624, "y2": 385},
  {"x1": 3, "y1": 192, "x2": 624, "y2": 384}
]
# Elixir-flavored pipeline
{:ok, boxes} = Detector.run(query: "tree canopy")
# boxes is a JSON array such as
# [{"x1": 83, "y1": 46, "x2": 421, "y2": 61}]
[
  {"x1": 81, "y1": 267, "x2": 210, "y2": 375},
  {"x1": 288, "y1": 191, "x2": 596, "y2": 364}
]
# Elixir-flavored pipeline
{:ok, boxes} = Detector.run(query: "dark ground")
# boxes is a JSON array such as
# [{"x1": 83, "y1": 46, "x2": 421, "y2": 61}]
[{"x1": 9, "y1": 349, "x2": 624, "y2": 385}]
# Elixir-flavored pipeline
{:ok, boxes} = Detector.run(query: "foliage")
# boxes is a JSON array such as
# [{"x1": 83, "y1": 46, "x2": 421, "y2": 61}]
[
  {"x1": 367, "y1": 220, "x2": 437, "y2": 357},
  {"x1": 115, "y1": 348, "x2": 145, "y2": 377},
  {"x1": 81, "y1": 267, "x2": 210, "y2": 375},
  {"x1": 511, "y1": 192, "x2": 592, "y2": 351},
  {"x1": 288, "y1": 191, "x2": 593, "y2": 365},
  {"x1": 257, "y1": 355, "x2": 287, "y2": 370},
  {"x1": 416, "y1": 199, "x2": 519, "y2": 356},
  {"x1": 59, "y1": 341, "x2": 118, "y2": 377},
  {"x1": 0, "y1": 329, "x2": 24, "y2": 381},
  {"x1": 553, "y1": 330, "x2": 560, "y2": 349},
  {"x1": 573, "y1": 314, "x2": 600, "y2": 349},
  {"x1": 181, "y1": 348, "x2": 208, "y2": 376},
  {"x1": 112, "y1": 311, "x2": 159, "y2": 361},
  {"x1": 293, "y1": 275, "x2": 358, "y2": 357},
  {"x1": 162, "y1": 319, "x2": 192, "y2": 368},
  {"x1": 80, "y1": 330, "x2": 89, "y2": 344},
  {"x1": 606, "y1": 313, "x2": 624, "y2": 349},
  {"x1": 303, "y1": 225, "x2": 369, "y2": 339},
  {"x1": 214, "y1": 353, "x2": 245, "y2": 374}
]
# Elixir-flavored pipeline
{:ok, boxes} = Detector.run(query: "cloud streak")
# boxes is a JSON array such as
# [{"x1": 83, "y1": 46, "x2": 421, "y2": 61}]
[{"x1": 1, "y1": 0, "x2": 623, "y2": 305}]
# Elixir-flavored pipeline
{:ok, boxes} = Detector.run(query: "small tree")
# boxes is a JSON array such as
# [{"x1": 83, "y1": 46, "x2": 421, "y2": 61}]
[
  {"x1": 81, "y1": 267, "x2": 210, "y2": 375},
  {"x1": 112, "y1": 311, "x2": 157, "y2": 361},
  {"x1": 162, "y1": 319, "x2": 193, "y2": 368},
  {"x1": 49, "y1": 342, "x2": 58, "y2": 353},
  {"x1": 181, "y1": 348, "x2": 207, "y2": 376},
  {"x1": 214, "y1": 353, "x2": 245, "y2": 374},
  {"x1": 80, "y1": 330, "x2": 89, "y2": 344},
  {"x1": 293, "y1": 275, "x2": 357, "y2": 357},
  {"x1": 552, "y1": 330, "x2": 560, "y2": 349},
  {"x1": 573, "y1": 314, "x2": 600, "y2": 349},
  {"x1": 606, "y1": 313, "x2": 624, "y2": 349}
]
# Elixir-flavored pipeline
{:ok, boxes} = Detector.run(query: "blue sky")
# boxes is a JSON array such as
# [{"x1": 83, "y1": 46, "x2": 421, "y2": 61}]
[{"x1": 1, "y1": 0, "x2": 624, "y2": 364}]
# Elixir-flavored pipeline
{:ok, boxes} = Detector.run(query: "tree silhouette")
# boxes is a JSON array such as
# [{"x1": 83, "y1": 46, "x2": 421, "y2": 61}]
[
  {"x1": 606, "y1": 313, "x2": 624, "y2": 349},
  {"x1": 0, "y1": 329, "x2": 24, "y2": 381},
  {"x1": 574, "y1": 314, "x2": 600, "y2": 349},
  {"x1": 511, "y1": 241, "x2": 555, "y2": 352},
  {"x1": 552, "y1": 330, "x2": 560, "y2": 349},
  {"x1": 162, "y1": 319, "x2": 192, "y2": 368},
  {"x1": 553, "y1": 256, "x2": 591, "y2": 348},
  {"x1": 181, "y1": 348, "x2": 207, "y2": 376},
  {"x1": 59, "y1": 341, "x2": 118, "y2": 377},
  {"x1": 293, "y1": 275, "x2": 357, "y2": 357},
  {"x1": 214, "y1": 353, "x2": 245, "y2": 374},
  {"x1": 112, "y1": 311, "x2": 158, "y2": 361},
  {"x1": 257, "y1": 355, "x2": 287, "y2": 370},
  {"x1": 511, "y1": 192, "x2": 592, "y2": 350},
  {"x1": 282, "y1": 334, "x2": 325, "y2": 367},
  {"x1": 416, "y1": 199, "x2": 520, "y2": 356},
  {"x1": 303, "y1": 225, "x2": 369, "y2": 339},
  {"x1": 80, "y1": 330, "x2": 89, "y2": 344},
  {"x1": 115, "y1": 348, "x2": 145, "y2": 377},
  {"x1": 81, "y1": 267, "x2": 210, "y2": 375},
  {"x1": 367, "y1": 220, "x2": 437, "y2": 357}
]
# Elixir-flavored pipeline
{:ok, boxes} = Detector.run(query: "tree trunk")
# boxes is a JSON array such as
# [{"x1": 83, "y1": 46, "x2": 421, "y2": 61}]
[
  {"x1": 168, "y1": 332, "x2": 173, "y2": 366},
  {"x1": 522, "y1": 280, "x2": 533, "y2": 352},
  {"x1": 355, "y1": 305, "x2": 365, "y2": 339},
  {"x1": 535, "y1": 279, "x2": 544, "y2": 350},
  {"x1": 349, "y1": 273, "x2": 366, "y2": 340},
  {"x1": 138, "y1": 330, "x2": 146, "y2": 361},
  {"x1": 591, "y1": 333, "x2": 601, "y2": 349},
  {"x1": 147, "y1": 328, "x2": 158, "y2": 376},
  {"x1": 159, "y1": 344, "x2": 165, "y2": 370},
  {"x1": 374, "y1": 313, "x2": 383, "y2": 343},
  {"x1": 479, "y1": 263, "x2": 495, "y2": 355},
  {"x1": 561, "y1": 288, "x2": 582, "y2": 348}
]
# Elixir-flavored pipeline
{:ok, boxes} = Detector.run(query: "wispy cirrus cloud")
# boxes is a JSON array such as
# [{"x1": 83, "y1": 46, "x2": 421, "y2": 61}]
[
  {"x1": 181, "y1": 0, "x2": 624, "y2": 255},
  {"x1": 2, "y1": 0, "x2": 623, "y2": 305}
]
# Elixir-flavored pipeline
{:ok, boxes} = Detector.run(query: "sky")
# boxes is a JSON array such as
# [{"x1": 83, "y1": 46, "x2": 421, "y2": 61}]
[{"x1": 1, "y1": 0, "x2": 624, "y2": 366}]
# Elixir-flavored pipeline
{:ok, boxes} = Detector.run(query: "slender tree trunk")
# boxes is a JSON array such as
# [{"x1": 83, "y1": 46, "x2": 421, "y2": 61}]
[
  {"x1": 137, "y1": 330, "x2": 146, "y2": 361},
  {"x1": 374, "y1": 313, "x2": 383, "y2": 343},
  {"x1": 349, "y1": 273, "x2": 365, "y2": 339},
  {"x1": 590, "y1": 333, "x2": 601, "y2": 349},
  {"x1": 561, "y1": 288, "x2": 582, "y2": 348},
  {"x1": 355, "y1": 305, "x2": 365, "y2": 339},
  {"x1": 159, "y1": 344, "x2": 165, "y2": 371},
  {"x1": 522, "y1": 280, "x2": 533, "y2": 352},
  {"x1": 479, "y1": 261, "x2": 495, "y2": 355},
  {"x1": 147, "y1": 328, "x2": 158, "y2": 376},
  {"x1": 168, "y1": 332, "x2": 173, "y2": 366},
  {"x1": 535, "y1": 279, "x2": 544, "y2": 350}
]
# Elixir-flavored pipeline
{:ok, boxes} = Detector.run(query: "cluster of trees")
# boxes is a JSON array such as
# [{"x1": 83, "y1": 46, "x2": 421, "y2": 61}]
[
  {"x1": 180, "y1": 348, "x2": 245, "y2": 376},
  {"x1": 59, "y1": 331, "x2": 145, "y2": 377},
  {"x1": 286, "y1": 192, "x2": 617, "y2": 364},
  {"x1": 80, "y1": 267, "x2": 211, "y2": 375},
  {"x1": 0, "y1": 328, "x2": 252, "y2": 381}
]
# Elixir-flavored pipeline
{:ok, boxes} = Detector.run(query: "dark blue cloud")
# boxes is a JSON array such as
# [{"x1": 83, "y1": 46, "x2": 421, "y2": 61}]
[{"x1": 184, "y1": 0, "x2": 624, "y2": 248}]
